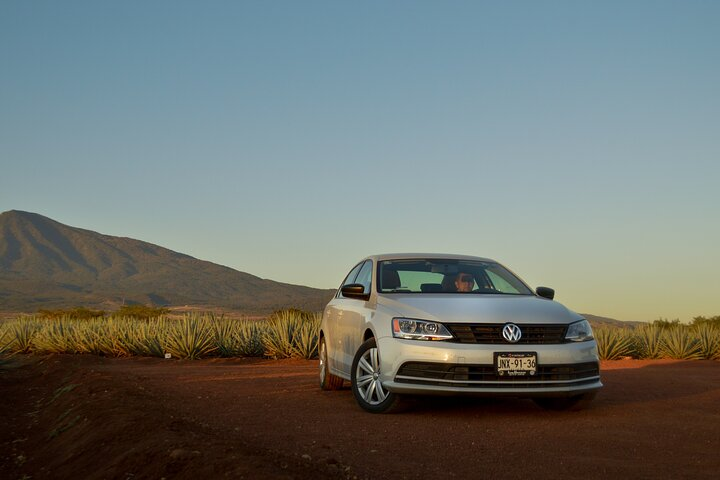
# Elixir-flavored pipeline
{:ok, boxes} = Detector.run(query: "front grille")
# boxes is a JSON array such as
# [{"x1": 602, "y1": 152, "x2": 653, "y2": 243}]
[
  {"x1": 395, "y1": 361, "x2": 600, "y2": 388},
  {"x1": 445, "y1": 323, "x2": 567, "y2": 344}
]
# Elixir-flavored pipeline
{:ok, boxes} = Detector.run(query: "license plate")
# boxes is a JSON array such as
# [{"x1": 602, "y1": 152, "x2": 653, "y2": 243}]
[{"x1": 495, "y1": 353, "x2": 537, "y2": 376}]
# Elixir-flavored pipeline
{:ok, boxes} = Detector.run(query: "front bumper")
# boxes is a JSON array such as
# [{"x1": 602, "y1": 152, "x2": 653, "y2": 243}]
[{"x1": 377, "y1": 336, "x2": 602, "y2": 397}]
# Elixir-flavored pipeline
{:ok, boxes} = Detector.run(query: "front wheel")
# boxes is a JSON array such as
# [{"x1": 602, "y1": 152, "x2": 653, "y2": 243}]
[{"x1": 351, "y1": 338, "x2": 402, "y2": 413}]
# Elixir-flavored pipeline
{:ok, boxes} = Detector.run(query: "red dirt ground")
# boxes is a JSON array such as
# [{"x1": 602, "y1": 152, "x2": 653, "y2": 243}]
[{"x1": 1, "y1": 355, "x2": 719, "y2": 479}]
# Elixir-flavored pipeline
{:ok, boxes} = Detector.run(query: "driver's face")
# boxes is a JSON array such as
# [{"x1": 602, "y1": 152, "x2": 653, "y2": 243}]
[{"x1": 455, "y1": 273, "x2": 474, "y2": 292}]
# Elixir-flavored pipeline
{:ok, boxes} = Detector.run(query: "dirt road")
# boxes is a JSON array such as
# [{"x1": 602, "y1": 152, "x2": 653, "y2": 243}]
[{"x1": 2, "y1": 355, "x2": 719, "y2": 479}]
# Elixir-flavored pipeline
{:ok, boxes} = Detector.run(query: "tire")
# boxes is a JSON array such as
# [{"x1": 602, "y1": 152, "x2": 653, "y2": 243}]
[
  {"x1": 533, "y1": 391, "x2": 597, "y2": 411},
  {"x1": 351, "y1": 338, "x2": 403, "y2": 413},
  {"x1": 319, "y1": 336, "x2": 344, "y2": 390}
]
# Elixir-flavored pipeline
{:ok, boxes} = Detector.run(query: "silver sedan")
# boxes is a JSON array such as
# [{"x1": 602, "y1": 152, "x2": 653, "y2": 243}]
[{"x1": 319, "y1": 253, "x2": 602, "y2": 413}]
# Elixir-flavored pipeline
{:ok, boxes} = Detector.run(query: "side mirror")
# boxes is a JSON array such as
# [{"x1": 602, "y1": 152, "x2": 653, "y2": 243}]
[
  {"x1": 536, "y1": 286, "x2": 555, "y2": 300},
  {"x1": 341, "y1": 283, "x2": 370, "y2": 300}
]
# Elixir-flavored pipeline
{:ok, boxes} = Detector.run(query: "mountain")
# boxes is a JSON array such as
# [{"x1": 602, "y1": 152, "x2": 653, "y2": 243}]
[
  {"x1": 582, "y1": 313, "x2": 645, "y2": 329},
  {"x1": 0, "y1": 210, "x2": 334, "y2": 313}
]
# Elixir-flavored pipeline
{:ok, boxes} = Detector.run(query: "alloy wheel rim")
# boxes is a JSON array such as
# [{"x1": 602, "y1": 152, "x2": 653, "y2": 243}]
[{"x1": 355, "y1": 347, "x2": 388, "y2": 405}]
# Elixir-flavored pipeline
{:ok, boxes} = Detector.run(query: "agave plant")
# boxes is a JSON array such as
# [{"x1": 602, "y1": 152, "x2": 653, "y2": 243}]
[
  {"x1": 31, "y1": 320, "x2": 79, "y2": 354},
  {"x1": 0, "y1": 325, "x2": 12, "y2": 356},
  {"x1": 91, "y1": 317, "x2": 141, "y2": 357},
  {"x1": 290, "y1": 313, "x2": 322, "y2": 359},
  {"x1": 260, "y1": 310, "x2": 320, "y2": 359},
  {"x1": 70, "y1": 318, "x2": 110, "y2": 355},
  {"x1": 594, "y1": 328, "x2": 634, "y2": 360},
  {"x1": 693, "y1": 323, "x2": 720, "y2": 360},
  {"x1": 163, "y1": 315, "x2": 217, "y2": 359},
  {"x1": 8, "y1": 318, "x2": 40, "y2": 353},
  {"x1": 3, "y1": 311, "x2": 317, "y2": 360},
  {"x1": 211, "y1": 318, "x2": 259, "y2": 357},
  {"x1": 261, "y1": 311, "x2": 298, "y2": 359},
  {"x1": 232, "y1": 320, "x2": 265, "y2": 357},
  {"x1": 133, "y1": 317, "x2": 168, "y2": 357},
  {"x1": 633, "y1": 325, "x2": 664, "y2": 359},
  {"x1": 660, "y1": 326, "x2": 702, "y2": 360},
  {"x1": 213, "y1": 319, "x2": 238, "y2": 357}
]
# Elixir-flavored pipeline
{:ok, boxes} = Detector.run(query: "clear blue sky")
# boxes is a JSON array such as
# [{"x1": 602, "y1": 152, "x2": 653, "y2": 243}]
[{"x1": 1, "y1": 1, "x2": 718, "y2": 322}]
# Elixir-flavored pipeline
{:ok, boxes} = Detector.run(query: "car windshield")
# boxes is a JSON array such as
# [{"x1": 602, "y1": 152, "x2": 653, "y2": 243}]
[{"x1": 377, "y1": 259, "x2": 533, "y2": 295}]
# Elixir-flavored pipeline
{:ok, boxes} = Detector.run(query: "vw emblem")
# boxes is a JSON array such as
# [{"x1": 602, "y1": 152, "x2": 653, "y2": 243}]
[{"x1": 502, "y1": 323, "x2": 522, "y2": 343}]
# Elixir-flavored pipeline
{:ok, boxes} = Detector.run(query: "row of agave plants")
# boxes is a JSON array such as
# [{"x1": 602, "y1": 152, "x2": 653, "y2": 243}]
[
  {"x1": 0, "y1": 311, "x2": 320, "y2": 360},
  {"x1": 594, "y1": 324, "x2": 720, "y2": 360},
  {"x1": 1, "y1": 314, "x2": 718, "y2": 361}
]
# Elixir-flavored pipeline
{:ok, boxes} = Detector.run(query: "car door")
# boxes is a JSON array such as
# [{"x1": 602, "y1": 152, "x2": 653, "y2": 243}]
[
  {"x1": 335, "y1": 260, "x2": 373, "y2": 375},
  {"x1": 325, "y1": 261, "x2": 364, "y2": 375}
]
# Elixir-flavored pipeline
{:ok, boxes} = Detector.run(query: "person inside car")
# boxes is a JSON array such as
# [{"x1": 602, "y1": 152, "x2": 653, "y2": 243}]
[{"x1": 454, "y1": 272, "x2": 475, "y2": 292}]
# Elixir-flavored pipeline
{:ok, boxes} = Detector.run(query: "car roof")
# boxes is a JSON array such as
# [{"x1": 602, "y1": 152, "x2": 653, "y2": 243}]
[{"x1": 363, "y1": 253, "x2": 497, "y2": 263}]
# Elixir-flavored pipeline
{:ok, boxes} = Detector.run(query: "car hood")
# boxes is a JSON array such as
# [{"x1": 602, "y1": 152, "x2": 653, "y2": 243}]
[{"x1": 376, "y1": 294, "x2": 583, "y2": 325}]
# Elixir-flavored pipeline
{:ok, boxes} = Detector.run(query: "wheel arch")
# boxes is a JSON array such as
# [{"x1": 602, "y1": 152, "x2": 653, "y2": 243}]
[{"x1": 363, "y1": 328, "x2": 374, "y2": 341}]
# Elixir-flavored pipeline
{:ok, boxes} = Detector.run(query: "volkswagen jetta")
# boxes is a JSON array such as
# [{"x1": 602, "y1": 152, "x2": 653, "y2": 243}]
[{"x1": 318, "y1": 253, "x2": 602, "y2": 413}]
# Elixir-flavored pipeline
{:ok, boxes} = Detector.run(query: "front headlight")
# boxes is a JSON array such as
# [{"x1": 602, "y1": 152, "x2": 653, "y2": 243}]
[
  {"x1": 565, "y1": 319, "x2": 594, "y2": 342},
  {"x1": 392, "y1": 318, "x2": 453, "y2": 341}
]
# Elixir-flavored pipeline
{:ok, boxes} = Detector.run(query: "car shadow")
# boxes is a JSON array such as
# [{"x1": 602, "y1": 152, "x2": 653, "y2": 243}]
[{"x1": 385, "y1": 360, "x2": 720, "y2": 414}]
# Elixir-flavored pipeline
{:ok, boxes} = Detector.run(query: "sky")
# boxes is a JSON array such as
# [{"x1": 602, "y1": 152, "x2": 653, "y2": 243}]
[{"x1": 1, "y1": 1, "x2": 718, "y2": 322}]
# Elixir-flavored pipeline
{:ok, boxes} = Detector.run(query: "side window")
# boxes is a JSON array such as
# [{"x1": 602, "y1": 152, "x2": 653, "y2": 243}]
[
  {"x1": 337, "y1": 262, "x2": 364, "y2": 298},
  {"x1": 355, "y1": 261, "x2": 372, "y2": 294}
]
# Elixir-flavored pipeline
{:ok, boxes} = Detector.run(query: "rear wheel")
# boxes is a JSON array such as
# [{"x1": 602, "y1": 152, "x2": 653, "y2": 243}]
[
  {"x1": 319, "y1": 336, "x2": 343, "y2": 390},
  {"x1": 351, "y1": 338, "x2": 402, "y2": 413},
  {"x1": 533, "y1": 392, "x2": 597, "y2": 411}
]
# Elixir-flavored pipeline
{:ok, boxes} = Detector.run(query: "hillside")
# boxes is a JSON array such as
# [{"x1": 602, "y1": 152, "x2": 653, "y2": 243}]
[
  {"x1": 581, "y1": 313, "x2": 645, "y2": 329},
  {"x1": 0, "y1": 210, "x2": 334, "y2": 313}
]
